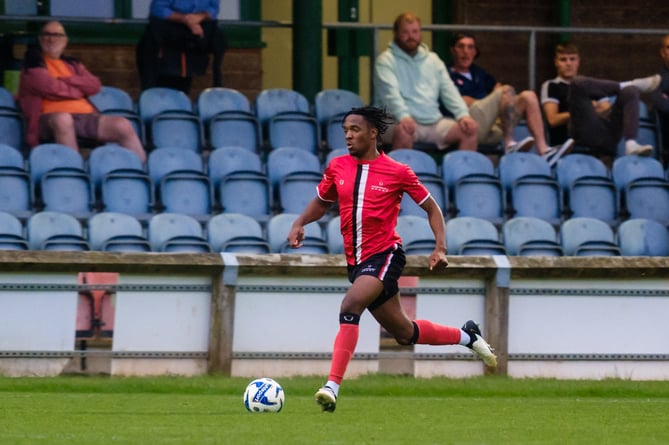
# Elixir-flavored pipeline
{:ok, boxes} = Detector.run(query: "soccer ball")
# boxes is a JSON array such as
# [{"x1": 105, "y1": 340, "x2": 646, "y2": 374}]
[{"x1": 243, "y1": 377, "x2": 285, "y2": 413}]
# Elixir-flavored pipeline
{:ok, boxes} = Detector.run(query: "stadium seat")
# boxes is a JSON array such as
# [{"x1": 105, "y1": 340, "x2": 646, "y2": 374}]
[
  {"x1": 446, "y1": 216, "x2": 506, "y2": 255},
  {"x1": 498, "y1": 152, "x2": 562, "y2": 225},
  {"x1": 502, "y1": 216, "x2": 563, "y2": 256},
  {"x1": 442, "y1": 150, "x2": 496, "y2": 197},
  {"x1": 88, "y1": 212, "x2": 150, "y2": 252},
  {"x1": 452, "y1": 173, "x2": 505, "y2": 225},
  {"x1": 326, "y1": 216, "x2": 344, "y2": 254},
  {"x1": 0, "y1": 88, "x2": 24, "y2": 150},
  {"x1": 197, "y1": 87, "x2": 261, "y2": 152},
  {"x1": 255, "y1": 88, "x2": 320, "y2": 154},
  {"x1": 88, "y1": 86, "x2": 144, "y2": 143},
  {"x1": 560, "y1": 217, "x2": 621, "y2": 256},
  {"x1": 148, "y1": 213, "x2": 210, "y2": 252},
  {"x1": 267, "y1": 213, "x2": 328, "y2": 254},
  {"x1": 0, "y1": 143, "x2": 32, "y2": 219},
  {"x1": 314, "y1": 89, "x2": 364, "y2": 150},
  {"x1": 206, "y1": 213, "x2": 270, "y2": 253},
  {"x1": 267, "y1": 147, "x2": 322, "y2": 214},
  {"x1": 612, "y1": 155, "x2": 668, "y2": 220},
  {"x1": 138, "y1": 87, "x2": 203, "y2": 151},
  {"x1": 26, "y1": 211, "x2": 89, "y2": 251},
  {"x1": 0, "y1": 211, "x2": 28, "y2": 250},
  {"x1": 29, "y1": 144, "x2": 93, "y2": 218},
  {"x1": 88, "y1": 143, "x2": 145, "y2": 192},
  {"x1": 395, "y1": 215, "x2": 436, "y2": 255},
  {"x1": 207, "y1": 146, "x2": 271, "y2": 219},
  {"x1": 617, "y1": 218, "x2": 669, "y2": 256}
]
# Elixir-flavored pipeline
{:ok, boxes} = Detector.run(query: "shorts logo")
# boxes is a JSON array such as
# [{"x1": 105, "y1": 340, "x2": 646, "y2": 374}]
[{"x1": 361, "y1": 265, "x2": 377, "y2": 273}]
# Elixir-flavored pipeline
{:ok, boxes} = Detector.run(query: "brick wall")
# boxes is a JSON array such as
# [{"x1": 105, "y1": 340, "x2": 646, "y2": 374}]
[{"x1": 65, "y1": 44, "x2": 263, "y2": 103}]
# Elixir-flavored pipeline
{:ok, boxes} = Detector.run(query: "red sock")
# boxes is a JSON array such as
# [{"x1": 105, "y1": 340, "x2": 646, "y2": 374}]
[
  {"x1": 328, "y1": 324, "x2": 359, "y2": 384},
  {"x1": 414, "y1": 319, "x2": 461, "y2": 345}
]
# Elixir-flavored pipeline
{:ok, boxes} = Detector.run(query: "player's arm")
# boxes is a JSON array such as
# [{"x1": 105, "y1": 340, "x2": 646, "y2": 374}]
[
  {"x1": 287, "y1": 197, "x2": 331, "y2": 248},
  {"x1": 420, "y1": 196, "x2": 448, "y2": 270}
]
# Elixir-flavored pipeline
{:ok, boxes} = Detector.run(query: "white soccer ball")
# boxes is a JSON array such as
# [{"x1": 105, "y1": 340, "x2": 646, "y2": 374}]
[{"x1": 243, "y1": 377, "x2": 285, "y2": 413}]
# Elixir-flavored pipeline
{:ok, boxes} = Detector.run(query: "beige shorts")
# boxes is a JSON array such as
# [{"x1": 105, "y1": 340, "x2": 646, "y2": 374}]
[
  {"x1": 381, "y1": 117, "x2": 458, "y2": 150},
  {"x1": 469, "y1": 88, "x2": 505, "y2": 145}
]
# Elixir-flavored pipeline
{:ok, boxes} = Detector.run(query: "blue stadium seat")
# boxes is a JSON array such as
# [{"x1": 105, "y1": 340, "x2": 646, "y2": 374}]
[
  {"x1": 442, "y1": 150, "x2": 496, "y2": 197},
  {"x1": 612, "y1": 155, "x2": 668, "y2": 221},
  {"x1": 88, "y1": 212, "x2": 150, "y2": 252},
  {"x1": 197, "y1": 87, "x2": 261, "y2": 152},
  {"x1": 502, "y1": 216, "x2": 562, "y2": 256},
  {"x1": 206, "y1": 213, "x2": 270, "y2": 253},
  {"x1": 138, "y1": 87, "x2": 203, "y2": 151},
  {"x1": 207, "y1": 146, "x2": 271, "y2": 218},
  {"x1": 148, "y1": 148, "x2": 212, "y2": 220},
  {"x1": 0, "y1": 211, "x2": 28, "y2": 250},
  {"x1": 314, "y1": 89, "x2": 364, "y2": 150},
  {"x1": 148, "y1": 213, "x2": 210, "y2": 252},
  {"x1": 256, "y1": 88, "x2": 320, "y2": 154},
  {"x1": 395, "y1": 215, "x2": 436, "y2": 255},
  {"x1": 0, "y1": 88, "x2": 24, "y2": 150},
  {"x1": 326, "y1": 216, "x2": 344, "y2": 254},
  {"x1": 499, "y1": 152, "x2": 562, "y2": 225},
  {"x1": 446, "y1": 216, "x2": 506, "y2": 255},
  {"x1": 0, "y1": 143, "x2": 32, "y2": 218},
  {"x1": 617, "y1": 218, "x2": 669, "y2": 256},
  {"x1": 267, "y1": 213, "x2": 328, "y2": 254},
  {"x1": 29, "y1": 144, "x2": 93, "y2": 218},
  {"x1": 267, "y1": 147, "x2": 322, "y2": 214},
  {"x1": 453, "y1": 173, "x2": 505, "y2": 225},
  {"x1": 560, "y1": 217, "x2": 621, "y2": 256},
  {"x1": 26, "y1": 211, "x2": 89, "y2": 251}
]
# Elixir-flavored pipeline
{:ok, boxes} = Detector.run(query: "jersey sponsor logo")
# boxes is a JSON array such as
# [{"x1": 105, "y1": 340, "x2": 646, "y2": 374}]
[{"x1": 370, "y1": 181, "x2": 389, "y2": 193}]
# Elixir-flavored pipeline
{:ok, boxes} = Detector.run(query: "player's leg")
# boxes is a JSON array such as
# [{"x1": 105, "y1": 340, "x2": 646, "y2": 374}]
[
  {"x1": 316, "y1": 274, "x2": 383, "y2": 412},
  {"x1": 371, "y1": 294, "x2": 497, "y2": 367}
]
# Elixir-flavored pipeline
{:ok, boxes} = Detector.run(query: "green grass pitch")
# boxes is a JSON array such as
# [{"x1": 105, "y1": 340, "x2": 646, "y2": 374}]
[{"x1": 1, "y1": 374, "x2": 668, "y2": 444}]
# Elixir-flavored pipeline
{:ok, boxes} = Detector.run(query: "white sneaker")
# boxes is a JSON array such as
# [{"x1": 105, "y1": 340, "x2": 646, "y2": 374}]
[
  {"x1": 315, "y1": 386, "x2": 337, "y2": 412},
  {"x1": 625, "y1": 140, "x2": 653, "y2": 156},
  {"x1": 461, "y1": 320, "x2": 497, "y2": 368},
  {"x1": 625, "y1": 74, "x2": 661, "y2": 93},
  {"x1": 541, "y1": 138, "x2": 575, "y2": 167},
  {"x1": 506, "y1": 136, "x2": 535, "y2": 153}
]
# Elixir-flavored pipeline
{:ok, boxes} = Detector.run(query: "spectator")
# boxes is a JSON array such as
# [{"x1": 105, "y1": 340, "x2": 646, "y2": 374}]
[
  {"x1": 373, "y1": 12, "x2": 478, "y2": 151},
  {"x1": 136, "y1": 0, "x2": 227, "y2": 94},
  {"x1": 651, "y1": 33, "x2": 669, "y2": 166},
  {"x1": 541, "y1": 41, "x2": 660, "y2": 163},
  {"x1": 18, "y1": 21, "x2": 146, "y2": 161},
  {"x1": 448, "y1": 32, "x2": 574, "y2": 165}
]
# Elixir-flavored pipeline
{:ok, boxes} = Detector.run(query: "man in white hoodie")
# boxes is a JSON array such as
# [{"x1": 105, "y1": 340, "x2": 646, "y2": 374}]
[{"x1": 373, "y1": 12, "x2": 478, "y2": 151}]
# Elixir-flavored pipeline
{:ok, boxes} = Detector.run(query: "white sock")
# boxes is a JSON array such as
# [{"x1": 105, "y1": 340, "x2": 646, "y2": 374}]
[
  {"x1": 325, "y1": 380, "x2": 340, "y2": 396},
  {"x1": 459, "y1": 330, "x2": 471, "y2": 346}
]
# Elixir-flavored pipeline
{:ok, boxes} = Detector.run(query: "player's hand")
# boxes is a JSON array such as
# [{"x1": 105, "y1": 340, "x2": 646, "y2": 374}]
[
  {"x1": 429, "y1": 250, "x2": 448, "y2": 271},
  {"x1": 286, "y1": 226, "x2": 305, "y2": 249}
]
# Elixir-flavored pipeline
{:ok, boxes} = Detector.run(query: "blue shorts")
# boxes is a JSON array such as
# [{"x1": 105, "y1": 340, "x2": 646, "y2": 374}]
[{"x1": 347, "y1": 246, "x2": 406, "y2": 311}]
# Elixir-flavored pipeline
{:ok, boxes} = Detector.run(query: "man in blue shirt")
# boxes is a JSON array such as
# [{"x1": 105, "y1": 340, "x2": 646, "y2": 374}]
[
  {"x1": 137, "y1": 0, "x2": 226, "y2": 94},
  {"x1": 449, "y1": 32, "x2": 573, "y2": 165}
]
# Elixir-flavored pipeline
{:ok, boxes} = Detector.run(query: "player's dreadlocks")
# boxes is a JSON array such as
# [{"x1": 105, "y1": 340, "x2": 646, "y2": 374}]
[{"x1": 344, "y1": 106, "x2": 395, "y2": 135}]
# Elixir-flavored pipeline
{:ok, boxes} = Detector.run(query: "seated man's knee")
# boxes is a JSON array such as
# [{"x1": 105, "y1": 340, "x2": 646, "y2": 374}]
[
  {"x1": 619, "y1": 85, "x2": 641, "y2": 102},
  {"x1": 47, "y1": 112, "x2": 75, "y2": 131}
]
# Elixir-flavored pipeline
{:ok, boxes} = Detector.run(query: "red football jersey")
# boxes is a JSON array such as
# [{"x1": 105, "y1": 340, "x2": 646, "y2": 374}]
[{"x1": 318, "y1": 152, "x2": 430, "y2": 265}]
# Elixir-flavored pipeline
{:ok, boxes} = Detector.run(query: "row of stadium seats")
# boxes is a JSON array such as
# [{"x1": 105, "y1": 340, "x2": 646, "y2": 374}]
[
  {"x1": 2, "y1": 142, "x2": 669, "y2": 228},
  {"x1": 0, "y1": 85, "x2": 365, "y2": 155},
  {"x1": 2, "y1": 209, "x2": 666, "y2": 257}
]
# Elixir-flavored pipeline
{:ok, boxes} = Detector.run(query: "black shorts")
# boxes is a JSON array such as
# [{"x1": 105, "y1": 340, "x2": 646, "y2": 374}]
[{"x1": 347, "y1": 246, "x2": 406, "y2": 311}]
